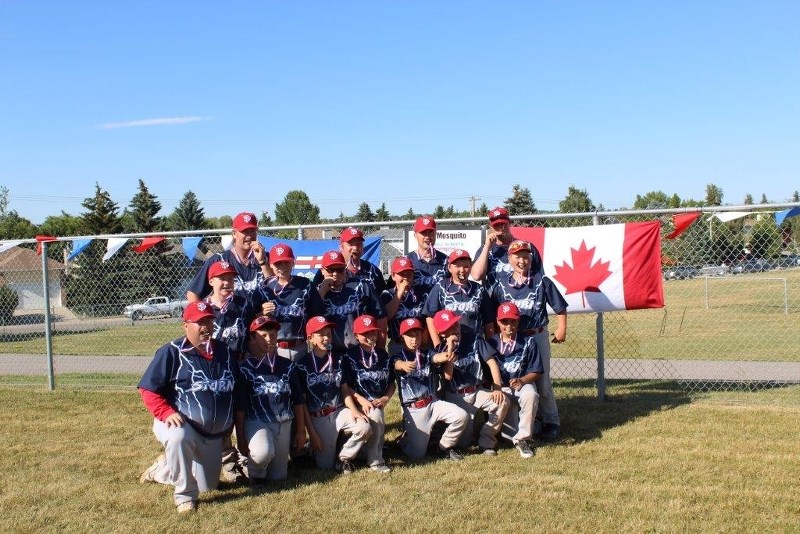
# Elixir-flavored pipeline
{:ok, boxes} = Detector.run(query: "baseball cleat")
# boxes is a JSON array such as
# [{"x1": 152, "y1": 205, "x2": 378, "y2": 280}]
[
  {"x1": 480, "y1": 447, "x2": 497, "y2": 456},
  {"x1": 176, "y1": 500, "x2": 197, "y2": 514},
  {"x1": 139, "y1": 453, "x2": 165, "y2": 484},
  {"x1": 438, "y1": 447, "x2": 464, "y2": 461},
  {"x1": 515, "y1": 440, "x2": 534, "y2": 459},
  {"x1": 369, "y1": 463, "x2": 392, "y2": 474},
  {"x1": 337, "y1": 459, "x2": 356, "y2": 475}
]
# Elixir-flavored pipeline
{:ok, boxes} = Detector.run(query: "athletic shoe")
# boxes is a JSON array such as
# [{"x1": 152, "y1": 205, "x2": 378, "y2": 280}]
[
  {"x1": 438, "y1": 447, "x2": 464, "y2": 461},
  {"x1": 540, "y1": 424, "x2": 561, "y2": 442},
  {"x1": 480, "y1": 447, "x2": 497, "y2": 456},
  {"x1": 337, "y1": 459, "x2": 356, "y2": 475},
  {"x1": 370, "y1": 464, "x2": 392, "y2": 474},
  {"x1": 176, "y1": 501, "x2": 196, "y2": 514},
  {"x1": 515, "y1": 440, "x2": 534, "y2": 459},
  {"x1": 249, "y1": 476, "x2": 268, "y2": 491},
  {"x1": 139, "y1": 453, "x2": 165, "y2": 484}
]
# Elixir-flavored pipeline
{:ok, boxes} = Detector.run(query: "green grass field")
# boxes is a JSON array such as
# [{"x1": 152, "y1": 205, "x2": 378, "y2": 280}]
[{"x1": 1, "y1": 382, "x2": 798, "y2": 532}]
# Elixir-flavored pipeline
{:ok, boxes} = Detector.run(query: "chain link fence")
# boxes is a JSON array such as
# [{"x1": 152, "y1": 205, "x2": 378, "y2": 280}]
[{"x1": 1, "y1": 205, "x2": 798, "y2": 399}]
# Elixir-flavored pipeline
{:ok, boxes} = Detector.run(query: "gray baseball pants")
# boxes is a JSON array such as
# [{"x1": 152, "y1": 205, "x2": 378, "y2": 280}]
[
  {"x1": 533, "y1": 330, "x2": 560, "y2": 426},
  {"x1": 310, "y1": 407, "x2": 371, "y2": 470},
  {"x1": 244, "y1": 419, "x2": 292, "y2": 481},
  {"x1": 444, "y1": 388, "x2": 509, "y2": 450},
  {"x1": 500, "y1": 383, "x2": 539, "y2": 444},
  {"x1": 152, "y1": 419, "x2": 224, "y2": 506},
  {"x1": 401, "y1": 399, "x2": 468, "y2": 460}
]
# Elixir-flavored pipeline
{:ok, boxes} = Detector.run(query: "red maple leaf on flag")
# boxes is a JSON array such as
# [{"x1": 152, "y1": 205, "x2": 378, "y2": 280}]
[{"x1": 552, "y1": 240, "x2": 612, "y2": 306}]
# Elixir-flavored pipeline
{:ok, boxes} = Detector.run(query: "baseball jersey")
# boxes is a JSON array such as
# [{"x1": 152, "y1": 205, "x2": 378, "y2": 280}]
[
  {"x1": 256, "y1": 275, "x2": 319, "y2": 341},
  {"x1": 187, "y1": 249, "x2": 267, "y2": 299},
  {"x1": 407, "y1": 249, "x2": 448, "y2": 300},
  {"x1": 342, "y1": 346, "x2": 394, "y2": 401},
  {"x1": 237, "y1": 352, "x2": 305, "y2": 424},
  {"x1": 391, "y1": 347, "x2": 440, "y2": 405},
  {"x1": 487, "y1": 334, "x2": 544, "y2": 386},
  {"x1": 313, "y1": 259, "x2": 388, "y2": 294},
  {"x1": 206, "y1": 294, "x2": 260, "y2": 356},
  {"x1": 475, "y1": 241, "x2": 544, "y2": 288},
  {"x1": 438, "y1": 336, "x2": 497, "y2": 393},
  {"x1": 138, "y1": 337, "x2": 238, "y2": 437},
  {"x1": 380, "y1": 285, "x2": 427, "y2": 342},
  {"x1": 489, "y1": 272, "x2": 568, "y2": 330},
  {"x1": 422, "y1": 279, "x2": 493, "y2": 344},
  {"x1": 309, "y1": 275, "x2": 386, "y2": 352},
  {"x1": 294, "y1": 350, "x2": 346, "y2": 414}
]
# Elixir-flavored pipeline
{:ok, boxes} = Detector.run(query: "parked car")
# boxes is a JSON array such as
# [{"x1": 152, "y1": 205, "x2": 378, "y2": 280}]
[
  {"x1": 123, "y1": 296, "x2": 189, "y2": 321},
  {"x1": 778, "y1": 254, "x2": 800, "y2": 268},
  {"x1": 730, "y1": 259, "x2": 769, "y2": 275},
  {"x1": 699, "y1": 264, "x2": 729, "y2": 277},
  {"x1": 663, "y1": 265, "x2": 699, "y2": 280}
]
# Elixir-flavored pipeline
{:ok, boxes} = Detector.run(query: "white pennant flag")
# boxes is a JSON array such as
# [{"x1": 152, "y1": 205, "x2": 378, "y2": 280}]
[
  {"x1": 221, "y1": 235, "x2": 234, "y2": 251},
  {"x1": 102, "y1": 237, "x2": 129, "y2": 262},
  {"x1": 714, "y1": 211, "x2": 752, "y2": 223},
  {"x1": 0, "y1": 240, "x2": 24, "y2": 254}
]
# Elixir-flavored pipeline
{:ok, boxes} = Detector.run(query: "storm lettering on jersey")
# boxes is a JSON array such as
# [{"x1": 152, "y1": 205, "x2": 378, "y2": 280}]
[
  {"x1": 254, "y1": 379, "x2": 291, "y2": 395},
  {"x1": 455, "y1": 354, "x2": 478, "y2": 369},
  {"x1": 307, "y1": 369, "x2": 343, "y2": 386},
  {"x1": 443, "y1": 300, "x2": 479, "y2": 313},
  {"x1": 356, "y1": 369, "x2": 391, "y2": 382},
  {"x1": 188, "y1": 376, "x2": 235, "y2": 393},
  {"x1": 407, "y1": 366, "x2": 431, "y2": 379},
  {"x1": 274, "y1": 302, "x2": 304, "y2": 319},
  {"x1": 326, "y1": 294, "x2": 360, "y2": 316}
]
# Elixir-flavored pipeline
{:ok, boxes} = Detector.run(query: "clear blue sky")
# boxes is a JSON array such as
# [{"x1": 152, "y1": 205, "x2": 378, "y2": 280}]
[{"x1": 1, "y1": 1, "x2": 798, "y2": 225}]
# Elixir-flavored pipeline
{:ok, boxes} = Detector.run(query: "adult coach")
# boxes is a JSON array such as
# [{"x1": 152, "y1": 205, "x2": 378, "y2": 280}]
[
  {"x1": 138, "y1": 302, "x2": 238, "y2": 513},
  {"x1": 407, "y1": 215, "x2": 448, "y2": 302},
  {"x1": 187, "y1": 211, "x2": 273, "y2": 302},
  {"x1": 313, "y1": 227, "x2": 387, "y2": 294}
]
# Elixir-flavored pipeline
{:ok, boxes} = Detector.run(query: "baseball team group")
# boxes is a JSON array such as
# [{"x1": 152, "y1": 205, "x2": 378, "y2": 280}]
[{"x1": 137, "y1": 207, "x2": 568, "y2": 513}]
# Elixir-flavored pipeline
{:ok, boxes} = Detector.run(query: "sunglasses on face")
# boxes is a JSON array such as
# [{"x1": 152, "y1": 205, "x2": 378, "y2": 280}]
[{"x1": 326, "y1": 267, "x2": 345, "y2": 274}]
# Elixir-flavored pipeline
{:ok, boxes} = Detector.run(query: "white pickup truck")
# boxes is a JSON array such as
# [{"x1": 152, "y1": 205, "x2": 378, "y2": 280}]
[{"x1": 123, "y1": 296, "x2": 189, "y2": 321}]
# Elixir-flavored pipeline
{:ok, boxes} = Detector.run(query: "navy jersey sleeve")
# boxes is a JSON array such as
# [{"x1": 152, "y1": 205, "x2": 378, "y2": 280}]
[
  {"x1": 306, "y1": 283, "x2": 325, "y2": 318},
  {"x1": 476, "y1": 337, "x2": 498, "y2": 364},
  {"x1": 138, "y1": 341, "x2": 178, "y2": 395},
  {"x1": 421, "y1": 283, "x2": 443, "y2": 318},
  {"x1": 479, "y1": 285, "x2": 494, "y2": 325},
  {"x1": 341, "y1": 352, "x2": 357, "y2": 389},
  {"x1": 233, "y1": 369, "x2": 251, "y2": 412},
  {"x1": 542, "y1": 277, "x2": 568, "y2": 313},
  {"x1": 364, "y1": 284, "x2": 387, "y2": 319},
  {"x1": 312, "y1": 269, "x2": 324, "y2": 286},
  {"x1": 370, "y1": 264, "x2": 388, "y2": 294},
  {"x1": 523, "y1": 338, "x2": 545, "y2": 375}
]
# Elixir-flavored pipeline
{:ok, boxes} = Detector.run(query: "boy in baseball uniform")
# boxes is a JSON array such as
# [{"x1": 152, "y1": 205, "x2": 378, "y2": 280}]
[
  {"x1": 392, "y1": 318, "x2": 468, "y2": 461},
  {"x1": 343, "y1": 314, "x2": 395, "y2": 473},
  {"x1": 138, "y1": 302, "x2": 238, "y2": 513},
  {"x1": 235, "y1": 316, "x2": 307, "y2": 488},
  {"x1": 488, "y1": 302, "x2": 543, "y2": 458}
]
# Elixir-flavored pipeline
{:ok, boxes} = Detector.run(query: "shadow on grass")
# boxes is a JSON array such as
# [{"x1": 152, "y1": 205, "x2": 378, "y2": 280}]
[{"x1": 555, "y1": 379, "x2": 692, "y2": 444}]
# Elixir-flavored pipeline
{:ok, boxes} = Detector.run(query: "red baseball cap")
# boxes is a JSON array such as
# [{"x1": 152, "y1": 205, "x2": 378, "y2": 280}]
[
  {"x1": 353, "y1": 314, "x2": 379, "y2": 334},
  {"x1": 322, "y1": 250, "x2": 346, "y2": 269},
  {"x1": 496, "y1": 302, "x2": 520, "y2": 321},
  {"x1": 232, "y1": 212, "x2": 258, "y2": 232},
  {"x1": 508, "y1": 240, "x2": 532, "y2": 255},
  {"x1": 391, "y1": 256, "x2": 414, "y2": 274},
  {"x1": 399, "y1": 317, "x2": 423, "y2": 336},
  {"x1": 269, "y1": 243, "x2": 294, "y2": 263},
  {"x1": 414, "y1": 216, "x2": 436, "y2": 233},
  {"x1": 488, "y1": 207, "x2": 510, "y2": 227},
  {"x1": 208, "y1": 260, "x2": 237, "y2": 280},
  {"x1": 183, "y1": 301, "x2": 214, "y2": 323},
  {"x1": 448, "y1": 249, "x2": 472, "y2": 263},
  {"x1": 340, "y1": 227, "x2": 364, "y2": 243},
  {"x1": 250, "y1": 315, "x2": 280, "y2": 332},
  {"x1": 432, "y1": 310, "x2": 462, "y2": 334},
  {"x1": 306, "y1": 316, "x2": 335, "y2": 336}
]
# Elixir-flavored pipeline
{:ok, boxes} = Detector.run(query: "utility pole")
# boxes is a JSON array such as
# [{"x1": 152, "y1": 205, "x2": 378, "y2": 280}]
[{"x1": 469, "y1": 195, "x2": 481, "y2": 217}]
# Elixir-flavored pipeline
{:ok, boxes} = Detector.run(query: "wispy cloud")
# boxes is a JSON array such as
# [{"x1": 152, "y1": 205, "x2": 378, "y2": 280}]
[{"x1": 96, "y1": 116, "x2": 210, "y2": 129}]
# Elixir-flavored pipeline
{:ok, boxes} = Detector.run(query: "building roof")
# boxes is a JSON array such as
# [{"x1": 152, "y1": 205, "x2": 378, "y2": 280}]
[{"x1": 0, "y1": 246, "x2": 66, "y2": 272}]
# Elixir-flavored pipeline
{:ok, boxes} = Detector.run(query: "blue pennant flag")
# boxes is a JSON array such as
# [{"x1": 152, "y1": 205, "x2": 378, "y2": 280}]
[
  {"x1": 67, "y1": 238, "x2": 92, "y2": 261},
  {"x1": 257, "y1": 236, "x2": 382, "y2": 278},
  {"x1": 182, "y1": 236, "x2": 204, "y2": 265},
  {"x1": 775, "y1": 207, "x2": 800, "y2": 226}
]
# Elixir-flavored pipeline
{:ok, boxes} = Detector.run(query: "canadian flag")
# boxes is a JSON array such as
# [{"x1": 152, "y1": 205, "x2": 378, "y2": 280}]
[{"x1": 512, "y1": 221, "x2": 664, "y2": 313}]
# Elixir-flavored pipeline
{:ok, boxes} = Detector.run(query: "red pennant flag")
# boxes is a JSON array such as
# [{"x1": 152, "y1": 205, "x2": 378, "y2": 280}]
[
  {"x1": 666, "y1": 212, "x2": 702, "y2": 240},
  {"x1": 35, "y1": 235, "x2": 58, "y2": 255},
  {"x1": 511, "y1": 221, "x2": 664, "y2": 313},
  {"x1": 133, "y1": 236, "x2": 166, "y2": 253}
]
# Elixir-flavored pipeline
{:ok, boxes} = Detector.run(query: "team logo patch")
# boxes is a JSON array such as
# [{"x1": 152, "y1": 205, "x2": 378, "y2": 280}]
[
  {"x1": 243, "y1": 214, "x2": 253, "y2": 223},
  {"x1": 220, "y1": 260, "x2": 230, "y2": 269},
  {"x1": 329, "y1": 252, "x2": 339, "y2": 259},
  {"x1": 362, "y1": 317, "x2": 372, "y2": 326},
  {"x1": 275, "y1": 247, "x2": 284, "y2": 255},
  {"x1": 349, "y1": 228, "x2": 358, "y2": 235},
  {"x1": 197, "y1": 302, "x2": 208, "y2": 311},
  {"x1": 399, "y1": 259, "x2": 407, "y2": 267},
  {"x1": 405, "y1": 319, "x2": 415, "y2": 326},
  {"x1": 422, "y1": 218, "x2": 430, "y2": 225},
  {"x1": 441, "y1": 313, "x2": 450, "y2": 321},
  {"x1": 493, "y1": 210, "x2": 501, "y2": 217},
  {"x1": 502, "y1": 304, "x2": 511, "y2": 313},
  {"x1": 315, "y1": 316, "x2": 326, "y2": 323}
]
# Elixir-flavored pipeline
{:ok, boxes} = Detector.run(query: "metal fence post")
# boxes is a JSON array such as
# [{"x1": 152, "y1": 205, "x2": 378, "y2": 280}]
[
  {"x1": 41, "y1": 241, "x2": 55, "y2": 391},
  {"x1": 592, "y1": 212, "x2": 605, "y2": 400}
]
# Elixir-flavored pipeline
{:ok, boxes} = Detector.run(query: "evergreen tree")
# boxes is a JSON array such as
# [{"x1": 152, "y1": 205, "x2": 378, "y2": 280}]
[
  {"x1": 375, "y1": 203, "x2": 391, "y2": 222},
  {"x1": 259, "y1": 211, "x2": 273, "y2": 227},
  {"x1": 504, "y1": 184, "x2": 536, "y2": 215},
  {"x1": 669, "y1": 194, "x2": 681, "y2": 208},
  {"x1": 166, "y1": 191, "x2": 207, "y2": 230},
  {"x1": 633, "y1": 191, "x2": 670, "y2": 210},
  {"x1": 274, "y1": 190, "x2": 320, "y2": 226},
  {"x1": 792, "y1": 191, "x2": 800, "y2": 202},
  {"x1": 356, "y1": 202, "x2": 375, "y2": 222},
  {"x1": 477, "y1": 203, "x2": 489, "y2": 216},
  {"x1": 129, "y1": 179, "x2": 162, "y2": 232},
  {"x1": 704, "y1": 184, "x2": 723, "y2": 206},
  {"x1": 81, "y1": 183, "x2": 122, "y2": 234},
  {"x1": 433, "y1": 205, "x2": 446, "y2": 219},
  {"x1": 405, "y1": 207, "x2": 415, "y2": 220},
  {"x1": 760, "y1": 193, "x2": 768, "y2": 204},
  {"x1": 559, "y1": 185, "x2": 595, "y2": 213},
  {"x1": 744, "y1": 194, "x2": 754, "y2": 205}
]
